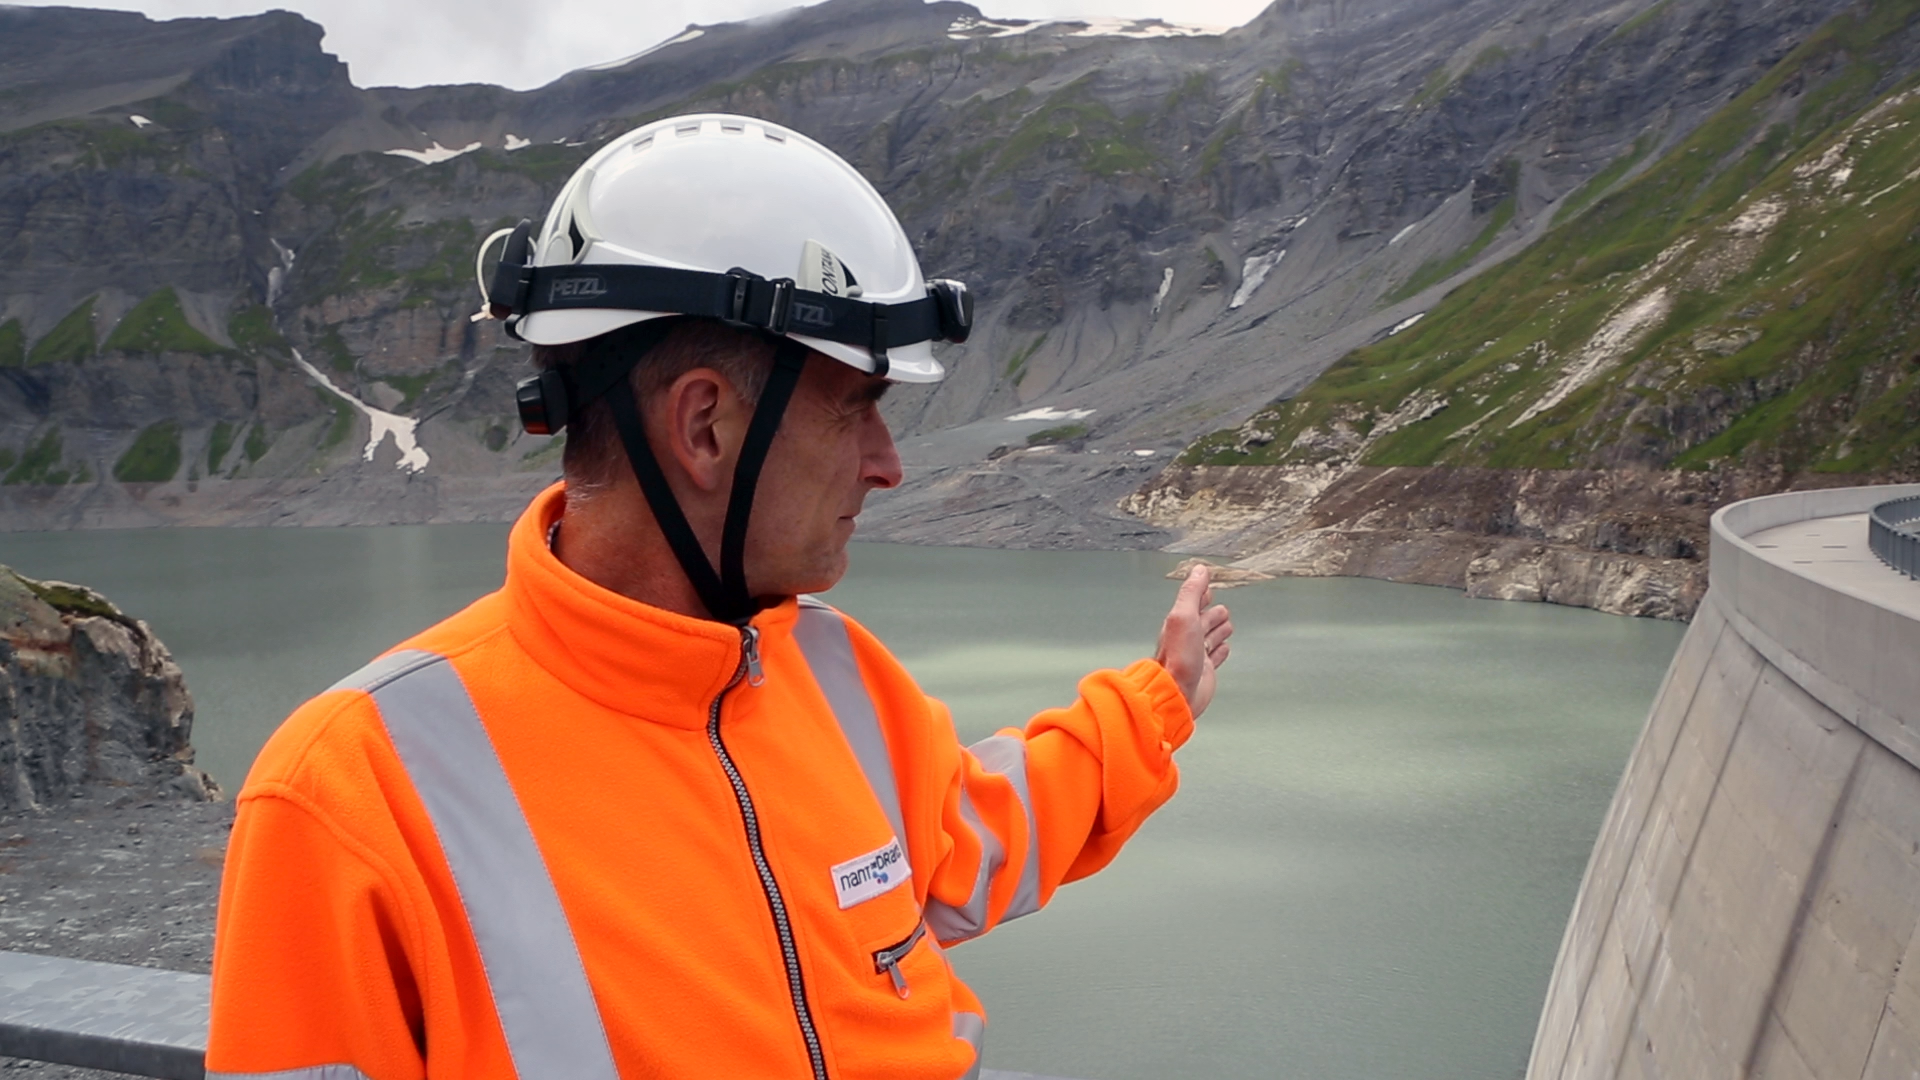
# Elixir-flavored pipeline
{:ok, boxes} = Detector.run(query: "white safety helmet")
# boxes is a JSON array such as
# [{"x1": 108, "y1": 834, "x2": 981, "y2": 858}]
[
  {"x1": 471, "y1": 114, "x2": 972, "y2": 625},
  {"x1": 475, "y1": 113, "x2": 970, "y2": 386}
]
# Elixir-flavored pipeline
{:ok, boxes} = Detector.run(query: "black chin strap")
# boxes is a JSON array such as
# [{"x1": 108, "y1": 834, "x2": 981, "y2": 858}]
[
  {"x1": 720, "y1": 339, "x2": 810, "y2": 618},
  {"x1": 597, "y1": 330, "x2": 810, "y2": 625}
]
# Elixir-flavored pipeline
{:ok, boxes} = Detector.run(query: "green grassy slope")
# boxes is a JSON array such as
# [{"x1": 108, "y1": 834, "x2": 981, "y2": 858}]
[{"x1": 1183, "y1": 0, "x2": 1920, "y2": 479}]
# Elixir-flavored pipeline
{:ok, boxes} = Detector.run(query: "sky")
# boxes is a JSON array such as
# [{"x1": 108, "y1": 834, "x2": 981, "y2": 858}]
[{"x1": 11, "y1": 0, "x2": 1275, "y2": 90}]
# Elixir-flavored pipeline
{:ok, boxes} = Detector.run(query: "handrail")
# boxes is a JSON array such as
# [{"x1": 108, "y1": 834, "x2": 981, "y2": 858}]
[
  {"x1": 0, "y1": 949, "x2": 1080, "y2": 1079},
  {"x1": 1870, "y1": 494, "x2": 1920, "y2": 581},
  {"x1": 0, "y1": 951, "x2": 207, "y2": 1079}
]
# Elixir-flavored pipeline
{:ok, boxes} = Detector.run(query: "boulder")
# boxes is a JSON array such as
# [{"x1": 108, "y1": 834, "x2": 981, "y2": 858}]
[{"x1": 0, "y1": 567, "x2": 217, "y2": 810}]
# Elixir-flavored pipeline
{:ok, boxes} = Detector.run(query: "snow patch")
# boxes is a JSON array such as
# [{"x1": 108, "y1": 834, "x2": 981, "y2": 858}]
[
  {"x1": 128, "y1": 115, "x2": 153, "y2": 129},
  {"x1": 947, "y1": 15, "x2": 1223, "y2": 40},
  {"x1": 1007, "y1": 407, "x2": 1095, "y2": 423},
  {"x1": 1388, "y1": 313, "x2": 1425, "y2": 336},
  {"x1": 1133, "y1": 449, "x2": 1157, "y2": 457},
  {"x1": 1388, "y1": 222, "x2": 1419, "y2": 246},
  {"x1": 947, "y1": 14, "x2": 1033, "y2": 37},
  {"x1": 1064, "y1": 17, "x2": 1227, "y2": 38},
  {"x1": 1228, "y1": 250, "x2": 1286, "y2": 309},
  {"x1": 1510, "y1": 287, "x2": 1672, "y2": 429},
  {"x1": 290, "y1": 350, "x2": 431, "y2": 473},
  {"x1": 1152, "y1": 267, "x2": 1174, "y2": 315},
  {"x1": 590, "y1": 28, "x2": 704, "y2": 70},
  {"x1": 384, "y1": 141, "x2": 482, "y2": 165},
  {"x1": 503, "y1": 133, "x2": 531, "y2": 152}
]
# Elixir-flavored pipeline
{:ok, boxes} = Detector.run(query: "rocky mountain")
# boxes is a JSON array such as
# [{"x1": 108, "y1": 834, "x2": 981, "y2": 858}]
[
  {"x1": 1133, "y1": 0, "x2": 1920, "y2": 617},
  {"x1": 0, "y1": 0, "x2": 1912, "y2": 606}
]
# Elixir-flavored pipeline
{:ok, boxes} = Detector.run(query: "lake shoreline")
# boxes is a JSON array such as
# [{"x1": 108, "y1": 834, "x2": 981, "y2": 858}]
[{"x1": 0, "y1": 463, "x2": 1711, "y2": 625}]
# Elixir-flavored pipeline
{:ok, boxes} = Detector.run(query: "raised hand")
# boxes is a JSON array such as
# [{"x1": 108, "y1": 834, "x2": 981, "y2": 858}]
[{"x1": 1154, "y1": 563, "x2": 1234, "y2": 719}]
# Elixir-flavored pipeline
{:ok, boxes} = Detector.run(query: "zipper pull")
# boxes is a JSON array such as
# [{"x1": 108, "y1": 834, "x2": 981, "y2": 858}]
[
  {"x1": 879, "y1": 956, "x2": 909, "y2": 999},
  {"x1": 741, "y1": 625, "x2": 765, "y2": 687},
  {"x1": 873, "y1": 924, "x2": 923, "y2": 1000}
]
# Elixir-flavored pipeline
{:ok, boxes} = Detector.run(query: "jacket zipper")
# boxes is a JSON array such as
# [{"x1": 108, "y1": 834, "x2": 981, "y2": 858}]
[
  {"x1": 872, "y1": 922, "x2": 927, "y2": 1000},
  {"x1": 709, "y1": 624, "x2": 829, "y2": 1080}
]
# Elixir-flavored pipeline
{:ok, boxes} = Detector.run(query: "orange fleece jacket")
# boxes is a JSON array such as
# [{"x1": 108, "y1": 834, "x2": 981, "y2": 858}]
[{"x1": 207, "y1": 483, "x2": 1193, "y2": 1079}]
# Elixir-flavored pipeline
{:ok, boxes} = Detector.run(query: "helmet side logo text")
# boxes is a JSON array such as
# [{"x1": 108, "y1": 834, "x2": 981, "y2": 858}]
[
  {"x1": 787, "y1": 300, "x2": 834, "y2": 330},
  {"x1": 549, "y1": 275, "x2": 608, "y2": 303},
  {"x1": 799, "y1": 239, "x2": 856, "y2": 303}
]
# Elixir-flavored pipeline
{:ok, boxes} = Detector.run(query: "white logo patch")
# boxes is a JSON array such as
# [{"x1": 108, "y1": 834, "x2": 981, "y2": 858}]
[
  {"x1": 831, "y1": 838, "x2": 910, "y2": 909},
  {"x1": 799, "y1": 239, "x2": 853, "y2": 298}
]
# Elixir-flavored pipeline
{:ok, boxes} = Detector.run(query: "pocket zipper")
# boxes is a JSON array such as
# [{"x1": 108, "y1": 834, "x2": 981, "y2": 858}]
[{"x1": 872, "y1": 922, "x2": 927, "y2": 999}]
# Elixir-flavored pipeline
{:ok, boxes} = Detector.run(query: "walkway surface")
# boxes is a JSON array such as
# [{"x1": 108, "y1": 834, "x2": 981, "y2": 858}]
[{"x1": 1744, "y1": 511, "x2": 1920, "y2": 620}]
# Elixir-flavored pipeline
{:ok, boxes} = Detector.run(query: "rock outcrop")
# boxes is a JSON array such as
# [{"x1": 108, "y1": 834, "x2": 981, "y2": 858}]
[
  {"x1": 0, "y1": 567, "x2": 217, "y2": 809},
  {"x1": 1126, "y1": 464, "x2": 1875, "y2": 620}
]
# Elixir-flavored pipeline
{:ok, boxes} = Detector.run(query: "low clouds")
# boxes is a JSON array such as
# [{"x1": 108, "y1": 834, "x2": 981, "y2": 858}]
[{"x1": 10, "y1": 0, "x2": 1268, "y2": 89}]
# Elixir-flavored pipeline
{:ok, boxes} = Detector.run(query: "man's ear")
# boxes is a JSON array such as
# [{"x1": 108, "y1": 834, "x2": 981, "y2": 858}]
[{"x1": 657, "y1": 368, "x2": 748, "y2": 493}]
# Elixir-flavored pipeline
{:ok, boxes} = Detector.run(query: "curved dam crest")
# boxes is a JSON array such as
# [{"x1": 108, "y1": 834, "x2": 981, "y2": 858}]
[{"x1": 1530, "y1": 484, "x2": 1920, "y2": 1080}]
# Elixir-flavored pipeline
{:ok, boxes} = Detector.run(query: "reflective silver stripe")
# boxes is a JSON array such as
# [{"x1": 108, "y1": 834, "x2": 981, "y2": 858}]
[
  {"x1": 337, "y1": 650, "x2": 619, "y2": 1080},
  {"x1": 924, "y1": 788, "x2": 1002, "y2": 943},
  {"x1": 968, "y1": 735, "x2": 1042, "y2": 922},
  {"x1": 953, "y1": 1011, "x2": 987, "y2": 1080},
  {"x1": 794, "y1": 598, "x2": 1044, "y2": 931},
  {"x1": 208, "y1": 1060, "x2": 376, "y2": 1068},
  {"x1": 794, "y1": 597, "x2": 909, "y2": 846}
]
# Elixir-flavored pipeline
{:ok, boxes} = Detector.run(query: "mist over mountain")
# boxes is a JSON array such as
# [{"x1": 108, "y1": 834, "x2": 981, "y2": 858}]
[{"x1": 2, "y1": 0, "x2": 1915, "y2": 613}]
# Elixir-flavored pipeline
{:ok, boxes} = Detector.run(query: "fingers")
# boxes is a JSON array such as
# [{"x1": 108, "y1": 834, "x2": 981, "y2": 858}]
[
  {"x1": 1202, "y1": 602, "x2": 1231, "y2": 634},
  {"x1": 1203, "y1": 609, "x2": 1232, "y2": 652},
  {"x1": 1207, "y1": 640, "x2": 1231, "y2": 669}
]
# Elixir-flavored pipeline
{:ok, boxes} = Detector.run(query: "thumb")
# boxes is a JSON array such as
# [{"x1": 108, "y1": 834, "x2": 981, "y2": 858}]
[{"x1": 1176, "y1": 563, "x2": 1211, "y2": 614}]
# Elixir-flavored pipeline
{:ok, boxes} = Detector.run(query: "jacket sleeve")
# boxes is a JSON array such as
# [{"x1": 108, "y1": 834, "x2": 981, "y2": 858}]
[
  {"x1": 205, "y1": 721, "x2": 429, "y2": 1080},
  {"x1": 853, "y1": 618, "x2": 1194, "y2": 945}
]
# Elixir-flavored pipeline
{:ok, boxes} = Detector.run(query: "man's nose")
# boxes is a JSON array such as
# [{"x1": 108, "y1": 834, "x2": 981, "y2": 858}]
[{"x1": 863, "y1": 411, "x2": 904, "y2": 490}]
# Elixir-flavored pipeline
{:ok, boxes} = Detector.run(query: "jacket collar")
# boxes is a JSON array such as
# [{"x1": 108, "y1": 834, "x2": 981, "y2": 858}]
[{"x1": 503, "y1": 483, "x2": 797, "y2": 729}]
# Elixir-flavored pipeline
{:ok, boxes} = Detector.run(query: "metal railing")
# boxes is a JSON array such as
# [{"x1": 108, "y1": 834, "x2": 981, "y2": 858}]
[
  {"x1": 1870, "y1": 494, "x2": 1920, "y2": 581},
  {"x1": 0, "y1": 951, "x2": 207, "y2": 1079},
  {"x1": 0, "y1": 949, "x2": 1079, "y2": 1079}
]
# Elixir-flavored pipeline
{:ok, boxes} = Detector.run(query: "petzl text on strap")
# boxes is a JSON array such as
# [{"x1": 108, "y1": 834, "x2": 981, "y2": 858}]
[{"x1": 518, "y1": 264, "x2": 944, "y2": 350}]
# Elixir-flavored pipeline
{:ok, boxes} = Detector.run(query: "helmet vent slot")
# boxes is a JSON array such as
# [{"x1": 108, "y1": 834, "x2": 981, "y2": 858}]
[
  {"x1": 566, "y1": 217, "x2": 587, "y2": 263},
  {"x1": 675, "y1": 122, "x2": 701, "y2": 138},
  {"x1": 720, "y1": 119, "x2": 745, "y2": 134},
  {"x1": 631, "y1": 135, "x2": 654, "y2": 153}
]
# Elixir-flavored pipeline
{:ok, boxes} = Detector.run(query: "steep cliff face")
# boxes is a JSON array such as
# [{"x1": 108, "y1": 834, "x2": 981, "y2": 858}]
[
  {"x1": 0, "y1": 566, "x2": 215, "y2": 809},
  {"x1": 0, "y1": 0, "x2": 1878, "y2": 529}
]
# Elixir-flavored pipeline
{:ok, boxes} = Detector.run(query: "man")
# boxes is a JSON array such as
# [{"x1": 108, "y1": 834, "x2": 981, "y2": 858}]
[{"x1": 207, "y1": 114, "x2": 1232, "y2": 1080}]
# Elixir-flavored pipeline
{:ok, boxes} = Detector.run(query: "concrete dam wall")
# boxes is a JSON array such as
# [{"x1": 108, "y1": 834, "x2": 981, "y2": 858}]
[{"x1": 1528, "y1": 484, "x2": 1920, "y2": 1080}]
